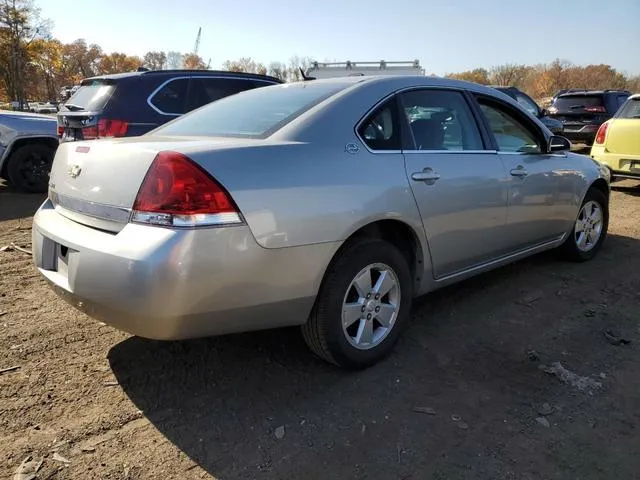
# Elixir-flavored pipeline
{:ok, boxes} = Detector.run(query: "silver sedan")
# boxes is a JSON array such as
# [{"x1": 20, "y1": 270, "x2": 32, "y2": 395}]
[{"x1": 32, "y1": 76, "x2": 610, "y2": 368}]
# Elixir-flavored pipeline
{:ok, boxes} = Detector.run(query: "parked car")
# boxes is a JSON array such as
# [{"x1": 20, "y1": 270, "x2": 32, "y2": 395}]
[
  {"x1": 0, "y1": 111, "x2": 58, "y2": 192},
  {"x1": 547, "y1": 89, "x2": 631, "y2": 147},
  {"x1": 33, "y1": 76, "x2": 610, "y2": 369},
  {"x1": 57, "y1": 69, "x2": 283, "y2": 142},
  {"x1": 590, "y1": 93, "x2": 640, "y2": 180},
  {"x1": 29, "y1": 102, "x2": 58, "y2": 114},
  {"x1": 492, "y1": 86, "x2": 564, "y2": 134}
]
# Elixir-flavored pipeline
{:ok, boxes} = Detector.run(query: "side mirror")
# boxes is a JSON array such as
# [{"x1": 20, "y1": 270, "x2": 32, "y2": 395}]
[{"x1": 548, "y1": 135, "x2": 571, "y2": 153}]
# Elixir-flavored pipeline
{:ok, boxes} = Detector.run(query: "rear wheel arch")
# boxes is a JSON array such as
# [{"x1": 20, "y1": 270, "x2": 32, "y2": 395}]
[{"x1": 317, "y1": 219, "x2": 426, "y2": 299}]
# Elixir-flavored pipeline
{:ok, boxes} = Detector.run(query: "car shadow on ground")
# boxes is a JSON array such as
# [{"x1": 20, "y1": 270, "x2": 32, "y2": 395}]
[
  {"x1": 0, "y1": 180, "x2": 45, "y2": 222},
  {"x1": 108, "y1": 233, "x2": 640, "y2": 479},
  {"x1": 611, "y1": 181, "x2": 640, "y2": 197}
]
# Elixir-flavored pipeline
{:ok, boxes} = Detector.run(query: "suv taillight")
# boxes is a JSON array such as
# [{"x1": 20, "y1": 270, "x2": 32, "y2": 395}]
[
  {"x1": 131, "y1": 151, "x2": 242, "y2": 228},
  {"x1": 82, "y1": 119, "x2": 129, "y2": 140},
  {"x1": 595, "y1": 122, "x2": 609, "y2": 144},
  {"x1": 57, "y1": 125, "x2": 64, "y2": 138},
  {"x1": 585, "y1": 106, "x2": 606, "y2": 113}
]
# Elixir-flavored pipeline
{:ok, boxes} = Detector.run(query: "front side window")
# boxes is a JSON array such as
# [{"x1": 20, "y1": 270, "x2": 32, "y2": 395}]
[
  {"x1": 150, "y1": 78, "x2": 189, "y2": 115},
  {"x1": 152, "y1": 81, "x2": 348, "y2": 138},
  {"x1": 357, "y1": 99, "x2": 401, "y2": 151},
  {"x1": 478, "y1": 101, "x2": 542, "y2": 153},
  {"x1": 401, "y1": 89, "x2": 483, "y2": 151}
]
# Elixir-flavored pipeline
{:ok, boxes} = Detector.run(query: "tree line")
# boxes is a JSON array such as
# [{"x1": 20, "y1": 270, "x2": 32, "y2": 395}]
[{"x1": 1, "y1": 0, "x2": 638, "y2": 105}]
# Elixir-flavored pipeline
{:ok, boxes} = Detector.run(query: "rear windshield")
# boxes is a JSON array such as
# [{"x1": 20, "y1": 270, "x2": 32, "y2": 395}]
[
  {"x1": 63, "y1": 80, "x2": 115, "y2": 112},
  {"x1": 151, "y1": 81, "x2": 350, "y2": 138},
  {"x1": 617, "y1": 98, "x2": 640, "y2": 118},
  {"x1": 552, "y1": 95, "x2": 603, "y2": 111}
]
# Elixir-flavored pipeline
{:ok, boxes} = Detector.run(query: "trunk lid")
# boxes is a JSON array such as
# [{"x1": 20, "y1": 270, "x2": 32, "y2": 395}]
[
  {"x1": 48, "y1": 136, "x2": 263, "y2": 233},
  {"x1": 605, "y1": 119, "x2": 640, "y2": 155}
]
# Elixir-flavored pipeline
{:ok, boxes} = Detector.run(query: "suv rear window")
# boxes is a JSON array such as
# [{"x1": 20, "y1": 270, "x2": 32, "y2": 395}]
[
  {"x1": 152, "y1": 82, "x2": 349, "y2": 138},
  {"x1": 552, "y1": 95, "x2": 604, "y2": 112},
  {"x1": 617, "y1": 97, "x2": 640, "y2": 119},
  {"x1": 63, "y1": 81, "x2": 115, "y2": 112}
]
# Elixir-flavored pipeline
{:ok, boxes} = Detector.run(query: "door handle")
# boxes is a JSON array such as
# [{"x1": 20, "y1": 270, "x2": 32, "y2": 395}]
[
  {"x1": 411, "y1": 168, "x2": 441, "y2": 183},
  {"x1": 510, "y1": 166, "x2": 529, "y2": 177}
]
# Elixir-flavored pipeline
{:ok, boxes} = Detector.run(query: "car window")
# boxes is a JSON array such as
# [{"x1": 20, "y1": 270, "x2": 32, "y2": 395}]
[
  {"x1": 551, "y1": 95, "x2": 604, "y2": 113},
  {"x1": 187, "y1": 77, "x2": 268, "y2": 111},
  {"x1": 357, "y1": 99, "x2": 401, "y2": 151},
  {"x1": 515, "y1": 93, "x2": 540, "y2": 117},
  {"x1": 617, "y1": 94, "x2": 630, "y2": 109},
  {"x1": 617, "y1": 97, "x2": 640, "y2": 118},
  {"x1": 63, "y1": 81, "x2": 115, "y2": 112},
  {"x1": 400, "y1": 89, "x2": 483, "y2": 151},
  {"x1": 152, "y1": 81, "x2": 349, "y2": 138},
  {"x1": 150, "y1": 78, "x2": 189, "y2": 115},
  {"x1": 478, "y1": 102, "x2": 542, "y2": 154}
]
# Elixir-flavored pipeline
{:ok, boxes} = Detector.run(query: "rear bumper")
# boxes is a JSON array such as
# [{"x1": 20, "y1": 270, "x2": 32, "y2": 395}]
[
  {"x1": 32, "y1": 200, "x2": 339, "y2": 340},
  {"x1": 590, "y1": 147, "x2": 640, "y2": 179}
]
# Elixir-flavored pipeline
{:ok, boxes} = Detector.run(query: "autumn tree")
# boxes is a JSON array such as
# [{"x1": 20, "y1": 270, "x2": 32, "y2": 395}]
[
  {"x1": 182, "y1": 52, "x2": 206, "y2": 69},
  {"x1": 488, "y1": 63, "x2": 532, "y2": 87},
  {"x1": 222, "y1": 57, "x2": 267, "y2": 74},
  {"x1": 143, "y1": 51, "x2": 166, "y2": 70},
  {"x1": 98, "y1": 52, "x2": 141, "y2": 74},
  {"x1": 446, "y1": 68, "x2": 489, "y2": 84},
  {"x1": 0, "y1": 0, "x2": 50, "y2": 104},
  {"x1": 268, "y1": 61, "x2": 288, "y2": 81}
]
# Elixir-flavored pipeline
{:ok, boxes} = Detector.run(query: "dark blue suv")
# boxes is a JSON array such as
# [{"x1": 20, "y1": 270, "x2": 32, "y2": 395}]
[{"x1": 58, "y1": 69, "x2": 282, "y2": 142}]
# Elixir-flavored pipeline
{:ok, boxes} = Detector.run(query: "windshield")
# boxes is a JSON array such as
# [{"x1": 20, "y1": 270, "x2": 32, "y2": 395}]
[
  {"x1": 152, "y1": 81, "x2": 350, "y2": 138},
  {"x1": 63, "y1": 81, "x2": 115, "y2": 112},
  {"x1": 617, "y1": 98, "x2": 640, "y2": 118}
]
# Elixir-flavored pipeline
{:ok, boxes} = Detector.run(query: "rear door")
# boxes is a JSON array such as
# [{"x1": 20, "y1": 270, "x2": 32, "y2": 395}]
[
  {"x1": 473, "y1": 94, "x2": 580, "y2": 250},
  {"x1": 399, "y1": 88, "x2": 510, "y2": 278}
]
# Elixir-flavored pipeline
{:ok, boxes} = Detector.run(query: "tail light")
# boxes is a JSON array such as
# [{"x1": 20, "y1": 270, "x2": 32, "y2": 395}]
[
  {"x1": 131, "y1": 151, "x2": 242, "y2": 227},
  {"x1": 585, "y1": 106, "x2": 606, "y2": 113},
  {"x1": 595, "y1": 122, "x2": 609, "y2": 144},
  {"x1": 57, "y1": 125, "x2": 64, "y2": 138},
  {"x1": 82, "y1": 119, "x2": 129, "y2": 140}
]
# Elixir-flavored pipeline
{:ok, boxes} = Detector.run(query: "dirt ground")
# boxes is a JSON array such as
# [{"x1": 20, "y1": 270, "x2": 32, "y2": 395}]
[{"x1": 1, "y1": 179, "x2": 639, "y2": 480}]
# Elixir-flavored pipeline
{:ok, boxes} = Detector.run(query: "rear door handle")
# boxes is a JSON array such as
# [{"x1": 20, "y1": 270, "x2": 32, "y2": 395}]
[
  {"x1": 510, "y1": 166, "x2": 529, "y2": 177},
  {"x1": 411, "y1": 168, "x2": 441, "y2": 183}
]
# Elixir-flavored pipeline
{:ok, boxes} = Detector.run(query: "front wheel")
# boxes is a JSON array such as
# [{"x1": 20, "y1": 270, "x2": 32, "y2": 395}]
[
  {"x1": 302, "y1": 238, "x2": 413, "y2": 369},
  {"x1": 559, "y1": 187, "x2": 608, "y2": 261}
]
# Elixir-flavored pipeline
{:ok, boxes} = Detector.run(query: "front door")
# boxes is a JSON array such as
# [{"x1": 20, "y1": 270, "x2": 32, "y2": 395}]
[
  {"x1": 400, "y1": 89, "x2": 510, "y2": 279},
  {"x1": 474, "y1": 97, "x2": 579, "y2": 251}
]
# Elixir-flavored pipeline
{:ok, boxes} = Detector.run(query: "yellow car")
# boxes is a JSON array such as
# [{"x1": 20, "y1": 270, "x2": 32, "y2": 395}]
[{"x1": 590, "y1": 93, "x2": 640, "y2": 180}]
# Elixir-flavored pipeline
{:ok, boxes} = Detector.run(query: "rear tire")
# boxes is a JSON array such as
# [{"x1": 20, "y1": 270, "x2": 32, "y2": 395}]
[
  {"x1": 302, "y1": 237, "x2": 413, "y2": 369},
  {"x1": 559, "y1": 187, "x2": 608, "y2": 262},
  {"x1": 6, "y1": 143, "x2": 55, "y2": 193}
]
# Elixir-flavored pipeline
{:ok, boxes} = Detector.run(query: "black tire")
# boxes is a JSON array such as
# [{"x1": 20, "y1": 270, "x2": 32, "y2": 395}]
[
  {"x1": 559, "y1": 187, "x2": 608, "y2": 262},
  {"x1": 302, "y1": 237, "x2": 413, "y2": 369},
  {"x1": 6, "y1": 143, "x2": 54, "y2": 193}
]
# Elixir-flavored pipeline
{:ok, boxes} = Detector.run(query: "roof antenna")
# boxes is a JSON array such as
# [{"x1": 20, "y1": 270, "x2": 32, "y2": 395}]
[{"x1": 300, "y1": 67, "x2": 315, "y2": 81}]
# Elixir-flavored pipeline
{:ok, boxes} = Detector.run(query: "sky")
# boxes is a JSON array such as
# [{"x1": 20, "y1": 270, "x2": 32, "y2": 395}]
[{"x1": 37, "y1": 0, "x2": 640, "y2": 75}]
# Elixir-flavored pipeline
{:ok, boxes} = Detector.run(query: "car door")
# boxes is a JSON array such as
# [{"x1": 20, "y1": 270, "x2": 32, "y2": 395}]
[
  {"x1": 399, "y1": 88, "x2": 510, "y2": 279},
  {"x1": 473, "y1": 95, "x2": 578, "y2": 251}
]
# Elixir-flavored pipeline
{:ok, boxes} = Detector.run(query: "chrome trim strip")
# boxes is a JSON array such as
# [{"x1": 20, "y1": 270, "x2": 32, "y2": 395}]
[
  {"x1": 49, "y1": 191, "x2": 131, "y2": 224},
  {"x1": 403, "y1": 150, "x2": 498, "y2": 155},
  {"x1": 146, "y1": 76, "x2": 279, "y2": 116},
  {"x1": 435, "y1": 236, "x2": 564, "y2": 283}
]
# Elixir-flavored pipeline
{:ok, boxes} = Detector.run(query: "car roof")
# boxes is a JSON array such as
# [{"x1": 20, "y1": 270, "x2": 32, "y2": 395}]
[{"x1": 81, "y1": 69, "x2": 283, "y2": 84}]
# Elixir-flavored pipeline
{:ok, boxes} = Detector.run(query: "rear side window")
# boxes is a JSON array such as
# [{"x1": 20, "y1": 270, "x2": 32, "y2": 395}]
[
  {"x1": 617, "y1": 98, "x2": 640, "y2": 118},
  {"x1": 152, "y1": 81, "x2": 348, "y2": 138},
  {"x1": 187, "y1": 77, "x2": 269, "y2": 111},
  {"x1": 149, "y1": 78, "x2": 189, "y2": 115},
  {"x1": 358, "y1": 99, "x2": 401, "y2": 151},
  {"x1": 401, "y1": 89, "x2": 483, "y2": 151},
  {"x1": 552, "y1": 95, "x2": 604, "y2": 113},
  {"x1": 64, "y1": 82, "x2": 115, "y2": 112}
]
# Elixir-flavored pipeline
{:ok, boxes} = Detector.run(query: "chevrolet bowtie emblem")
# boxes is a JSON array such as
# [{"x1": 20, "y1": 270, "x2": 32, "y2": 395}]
[{"x1": 68, "y1": 165, "x2": 82, "y2": 178}]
